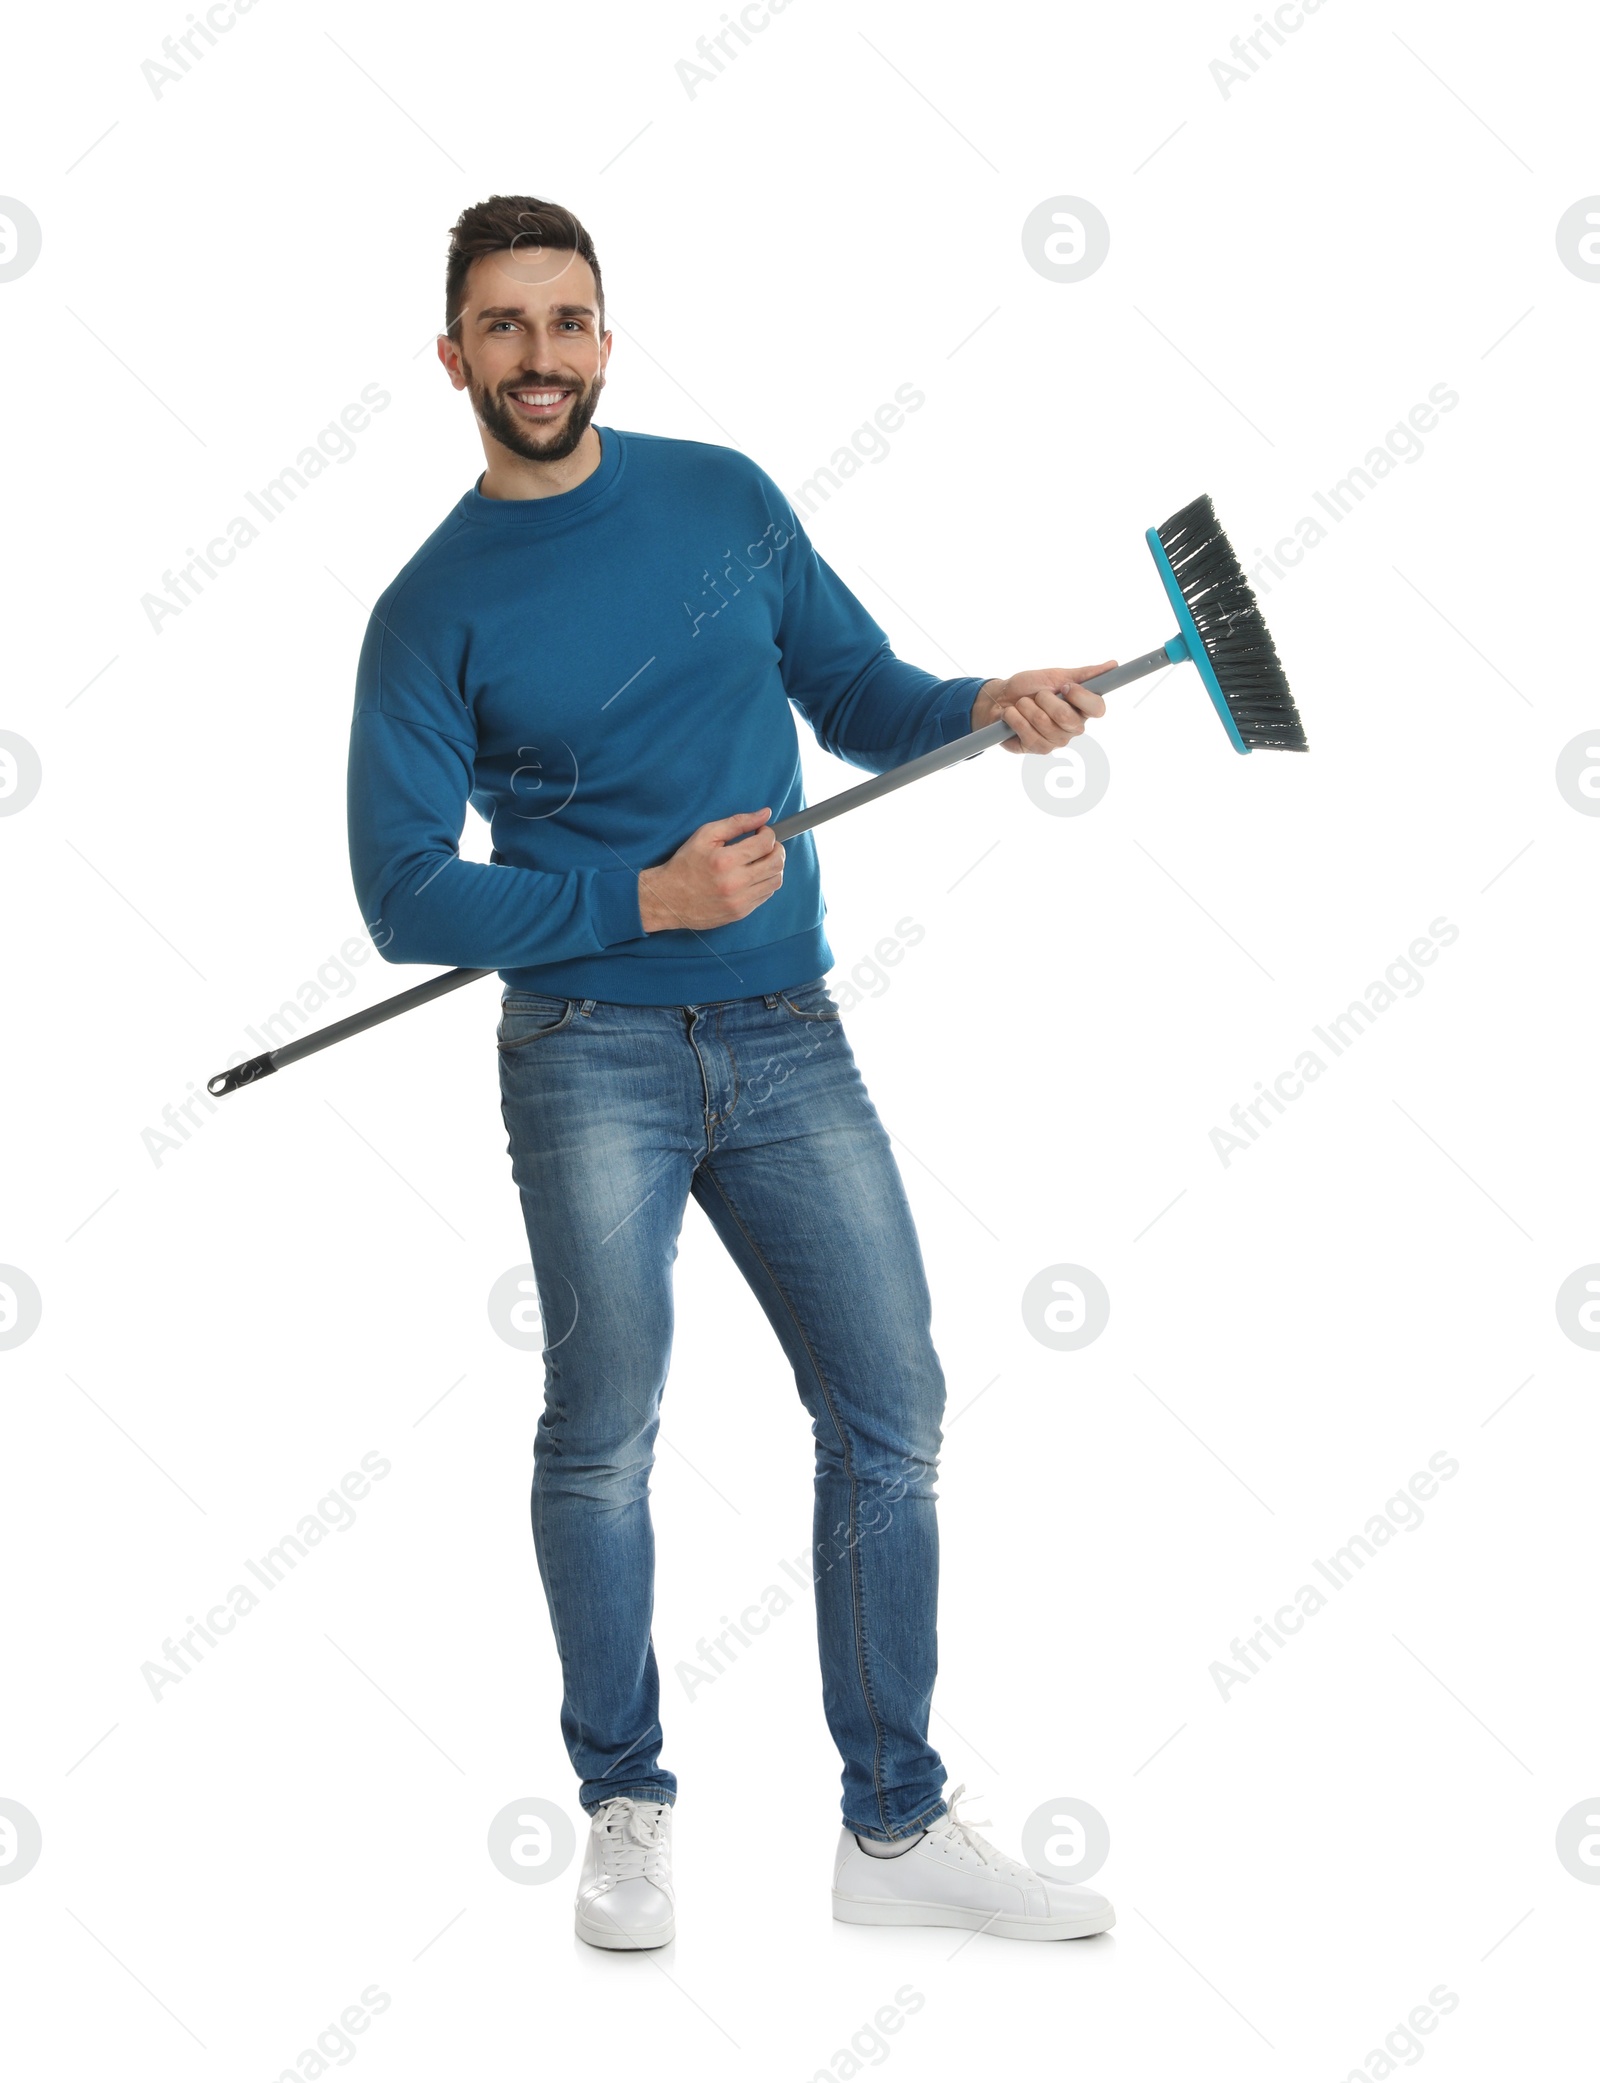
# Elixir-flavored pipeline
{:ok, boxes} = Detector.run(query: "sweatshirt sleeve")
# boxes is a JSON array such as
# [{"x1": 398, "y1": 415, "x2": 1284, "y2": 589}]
[
  {"x1": 347, "y1": 603, "x2": 644, "y2": 969},
  {"x1": 771, "y1": 502, "x2": 990, "y2": 776}
]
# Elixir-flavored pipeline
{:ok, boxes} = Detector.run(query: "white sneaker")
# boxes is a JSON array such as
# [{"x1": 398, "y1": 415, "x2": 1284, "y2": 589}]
[
  {"x1": 832, "y1": 1785, "x2": 1115, "y2": 1941},
  {"x1": 574, "y1": 1797, "x2": 675, "y2": 1951}
]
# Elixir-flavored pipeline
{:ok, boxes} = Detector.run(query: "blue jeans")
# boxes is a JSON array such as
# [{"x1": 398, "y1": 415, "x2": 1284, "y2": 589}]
[{"x1": 497, "y1": 975, "x2": 949, "y2": 1842}]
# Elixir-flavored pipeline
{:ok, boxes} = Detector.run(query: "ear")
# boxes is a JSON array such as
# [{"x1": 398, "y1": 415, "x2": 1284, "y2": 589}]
[{"x1": 436, "y1": 334, "x2": 468, "y2": 390}]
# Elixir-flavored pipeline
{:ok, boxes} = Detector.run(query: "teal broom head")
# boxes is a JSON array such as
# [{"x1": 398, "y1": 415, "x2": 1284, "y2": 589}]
[{"x1": 1147, "y1": 494, "x2": 1308, "y2": 754}]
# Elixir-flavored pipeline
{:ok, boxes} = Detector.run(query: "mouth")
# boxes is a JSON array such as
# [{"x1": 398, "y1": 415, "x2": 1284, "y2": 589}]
[{"x1": 507, "y1": 385, "x2": 575, "y2": 421}]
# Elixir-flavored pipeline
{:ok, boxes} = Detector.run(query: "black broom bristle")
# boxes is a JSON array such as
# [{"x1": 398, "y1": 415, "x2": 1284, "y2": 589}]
[{"x1": 1154, "y1": 495, "x2": 1308, "y2": 751}]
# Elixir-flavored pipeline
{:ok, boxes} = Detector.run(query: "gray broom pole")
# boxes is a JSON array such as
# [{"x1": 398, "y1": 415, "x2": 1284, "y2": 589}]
[{"x1": 207, "y1": 651, "x2": 1171, "y2": 1098}]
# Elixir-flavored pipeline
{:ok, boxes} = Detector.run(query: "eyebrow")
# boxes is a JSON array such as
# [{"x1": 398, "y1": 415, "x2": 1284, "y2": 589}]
[{"x1": 475, "y1": 302, "x2": 598, "y2": 323}]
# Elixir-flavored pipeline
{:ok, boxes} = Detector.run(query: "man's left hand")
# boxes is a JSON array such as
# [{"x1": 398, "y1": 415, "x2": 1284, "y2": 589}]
[{"x1": 969, "y1": 664, "x2": 1115, "y2": 754}]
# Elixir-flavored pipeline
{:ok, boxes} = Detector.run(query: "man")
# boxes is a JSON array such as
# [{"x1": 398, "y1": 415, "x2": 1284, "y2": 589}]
[{"x1": 347, "y1": 195, "x2": 1116, "y2": 1949}]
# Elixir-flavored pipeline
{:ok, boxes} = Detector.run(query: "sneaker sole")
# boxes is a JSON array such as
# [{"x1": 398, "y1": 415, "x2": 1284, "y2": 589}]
[
  {"x1": 574, "y1": 1913, "x2": 676, "y2": 1951},
  {"x1": 832, "y1": 1893, "x2": 1114, "y2": 1941}
]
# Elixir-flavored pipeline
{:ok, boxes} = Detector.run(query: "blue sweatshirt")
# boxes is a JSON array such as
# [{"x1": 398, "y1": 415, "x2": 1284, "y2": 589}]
[{"x1": 347, "y1": 425, "x2": 989, "y2": 1004}]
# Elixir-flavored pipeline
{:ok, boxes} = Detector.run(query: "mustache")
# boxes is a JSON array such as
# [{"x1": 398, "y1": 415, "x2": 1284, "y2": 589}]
[{"x1": 499, "y1": 374, "x2": 584, "y2": 392}]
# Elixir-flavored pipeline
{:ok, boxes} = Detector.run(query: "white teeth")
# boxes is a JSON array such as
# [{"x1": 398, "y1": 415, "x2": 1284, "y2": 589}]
[{"x1": 514, "y1": 390, "x2": 569, "y2": 405}]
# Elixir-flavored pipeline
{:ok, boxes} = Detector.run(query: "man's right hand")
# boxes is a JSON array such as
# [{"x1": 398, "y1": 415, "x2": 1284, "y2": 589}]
[{"x1": 637, "y1": 809, "x2": 786, "y2": 934}]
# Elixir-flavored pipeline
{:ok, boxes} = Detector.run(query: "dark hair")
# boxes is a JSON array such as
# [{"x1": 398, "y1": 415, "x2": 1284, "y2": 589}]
[{"x1": 444, "y1": 195, "x2": 604, "y2": 342}]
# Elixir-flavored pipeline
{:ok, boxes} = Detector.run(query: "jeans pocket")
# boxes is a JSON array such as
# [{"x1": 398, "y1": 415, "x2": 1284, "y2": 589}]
[
  {"x1": 498, "y1": 995, "x2": 577, "y2": 1049},
  {"x1": 778, "y1": 977, "x2": 841, "y2": 1023}
]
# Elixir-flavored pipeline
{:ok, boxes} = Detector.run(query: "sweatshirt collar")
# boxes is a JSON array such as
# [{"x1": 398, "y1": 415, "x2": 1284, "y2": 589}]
[{"x1": 459, "y1": 423, "x2": 625, "y2": 529}]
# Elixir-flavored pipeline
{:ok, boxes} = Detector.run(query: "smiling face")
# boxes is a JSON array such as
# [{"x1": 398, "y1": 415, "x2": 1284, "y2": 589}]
[{"x1": 440, "y1": 244, "x2": 611, "y2": 466}]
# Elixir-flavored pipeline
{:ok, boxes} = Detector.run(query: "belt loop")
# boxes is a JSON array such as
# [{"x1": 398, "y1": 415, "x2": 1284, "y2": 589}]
[
  {"x1": 580, "y1": 998, "x2": 596, "y2": 1016},
  {"x1": 762, "y1": 991, "x2": 781, "y2": 1009}
]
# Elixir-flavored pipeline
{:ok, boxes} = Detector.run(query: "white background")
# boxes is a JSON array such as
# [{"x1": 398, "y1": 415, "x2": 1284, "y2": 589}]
[{"x1": 3, "y1": 0, "x2": 1597, "y2": 2076}]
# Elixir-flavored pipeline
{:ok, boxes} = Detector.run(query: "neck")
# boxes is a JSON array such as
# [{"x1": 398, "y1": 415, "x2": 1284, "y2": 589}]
[{"x1": 479, "y1": 423, "x2": 603, "y2": 502}]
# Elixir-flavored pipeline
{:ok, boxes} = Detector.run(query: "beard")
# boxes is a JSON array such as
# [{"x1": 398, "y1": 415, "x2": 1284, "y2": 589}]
[{"x1": 465, "y1": 357, "x2": 605, "y2": 464}]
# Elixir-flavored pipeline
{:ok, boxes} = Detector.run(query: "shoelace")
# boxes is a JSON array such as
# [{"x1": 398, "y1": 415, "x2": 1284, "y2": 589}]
[
  {"x1": 933, "y1": 1785, "x2": 1031, "y2": 1880},
  {"x1": 590, "y1": 1798, "x2": 668, "y2": 1889}
]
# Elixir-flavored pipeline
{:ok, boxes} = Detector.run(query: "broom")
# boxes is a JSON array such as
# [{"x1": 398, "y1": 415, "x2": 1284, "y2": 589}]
[{"x1": 208, "y1": 494, "x2": 1305, "y2": 1097}]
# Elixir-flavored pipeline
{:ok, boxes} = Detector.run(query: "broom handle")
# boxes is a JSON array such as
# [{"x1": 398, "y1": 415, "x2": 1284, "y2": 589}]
[
  {"x1": 794, "y1": 646, "x2": 1175, "y2": 835},
  {"x1": 208, "y1": 646, "x2": 1177, "y2": 1095}
]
